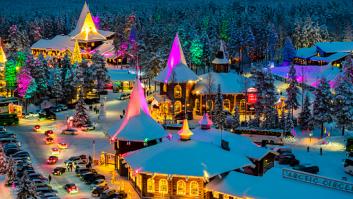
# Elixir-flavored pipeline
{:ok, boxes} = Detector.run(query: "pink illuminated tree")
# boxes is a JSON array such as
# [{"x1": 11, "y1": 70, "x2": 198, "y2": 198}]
[{"x1": 16, "y1": 66, "x2": 32, "y2": 98}]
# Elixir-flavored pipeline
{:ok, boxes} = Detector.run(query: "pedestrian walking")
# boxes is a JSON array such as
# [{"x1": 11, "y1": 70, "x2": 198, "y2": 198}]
[
  {"x1": 48, "y1": 174, "x2": 52, "y2": 184},
  {"x1": 320, "y1": 147, "x2": 323, "y2": 156},
  {"x1": 120, "y1": 115, "x2": 123, "y2": 119},
  {"x1": 122, "y1": 109, "x2": 126, "y2": 115},
  {"x1": 89, "y1": 155, "x2": 92, "y2": 164},
  {"x1": 69, "y1": 163, "x2": 73, "y2": 172},
  {"x1": 307, "y1": 146, "x2": 309, "y2": 152}
]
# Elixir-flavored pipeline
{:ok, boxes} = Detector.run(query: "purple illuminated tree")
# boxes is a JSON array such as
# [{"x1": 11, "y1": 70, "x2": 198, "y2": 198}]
[{"x1": 16, "y1": 66, "x2": 32, "y2": 98}]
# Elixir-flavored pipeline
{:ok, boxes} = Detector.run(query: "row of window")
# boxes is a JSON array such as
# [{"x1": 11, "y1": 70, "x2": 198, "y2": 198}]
[
  {"x1": 147, "y1": 178, "x2": 199, "y2": 196},
  {"x1": 194, "y1": 99, "x2": 247, "y2": 112},
  {"x1": 163, "y1": 84, "x2": 183, "y2": 98}
]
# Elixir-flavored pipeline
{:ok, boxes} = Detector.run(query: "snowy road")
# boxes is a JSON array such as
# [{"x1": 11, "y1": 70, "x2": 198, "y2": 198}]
[{"x1": 6, "y1": 92, "x2": 129, "y2": 198}]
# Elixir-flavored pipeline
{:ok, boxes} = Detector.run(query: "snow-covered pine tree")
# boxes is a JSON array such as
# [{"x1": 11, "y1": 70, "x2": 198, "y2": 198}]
[
  {"x1": 313, "y1": 78, "x2": 333, "y2": 138},
  {"x1": 63, "y1": 67, "x2": 76, "y2": 102},
  {"x1": 231, "y1": 106, "x2": 240, "y2": 129},
  {"x1": 25, "y1": 78, "x2": 37, "y2": 100},
  {"x1": 60, "y1": 54, "x2": 71, "y2": 87},
  {"x1": 298, "y1": 95, "x2": 314, "y2": 131},
  {"x1": 285, "y1": 110, "x2": 294, "y2": 133},
  {"x1": 282, "y1": 37, "x2": 296, "y2": 63},
  {"x1": 280, "y1": 107, "x2": 286, "y2": 130},
  {"x1": 0, "y1": 146, "x2": 8, "y2": 174},
  {"x1": 333, "y1": 77, "x2": 353, "y2": 136},
  {"x1": 343, "y1": 23, "x2": 353, "y2": 42},
  {"x1": 52, "y1": 67, "x2": 63, "y2": 104},
  {"x1": 261, "y1": 70, "x2": 278, "y2": 129},
  {"x1": 212, "y1": 84, "x2": 226, "y2": 129},
  {"x1": 285, "y1": 64, "x2": 300, "y2": 118},
  {"x1": 342, "y1": 56, "x2": 353, "y2": 84},
  {"x1": 31, "y1": 54, "x2": 49, "y2": 98},
  {"x1": 16, "y1": 172, "x2": 37, "y2": 199},
  {"x1": 73, "y1": 93, "x2": 89, "y2": 128},
  {"x1": 266, "y1": 23, "x2": 278, "y2": 62},
  {"x1": 91, "y1": 52, "x2": 108, "y2": 92}
]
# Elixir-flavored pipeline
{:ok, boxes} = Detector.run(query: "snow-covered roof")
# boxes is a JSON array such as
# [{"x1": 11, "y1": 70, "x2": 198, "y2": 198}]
[
  {"x1": 109, "y1": 80, "x2": 166, "y2": 141},
  {"x1": 192, "y1": 127, "x2": 273, "y2": 160},
  {"x1": 193, "y1": 72, "x2": 248, "y2": 94},
  {"x1": 154, "y1": 34, "x2": 198, "y2": 83},
  {"x1": 212, "y1": 58, "x2": 229, "y2": 65},
  {"x1": 310, "y1": 52, "x2": 349, "y2": 63},
  {"x1": 70, "y1": 1, "x2": 90, "y2": 36},
  {"x1": 315, "y1": 42, "x2": 353, "y2": 53},
  {"x1": 108, "y1": 69, "x2": 136, "y2": 81},
  {"x1": 123, "y1": 139, "x2": 253, "y2": 177},
  {"x1": 206, "y1": 169, "x2": 353, "y2": 199},
  {"x1": 95, "y1": 40, "x2": 116, "y2": 59},
  {"x1": 296, "y1": 47, "x2": 316, "y2": 59},
  {"x1": 31, "y1": 35, "x2": 75, "y2": 52}
]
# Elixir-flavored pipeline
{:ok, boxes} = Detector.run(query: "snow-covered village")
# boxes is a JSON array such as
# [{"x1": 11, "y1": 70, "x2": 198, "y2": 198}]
[{"x1": 0, "y1": 0, "x2": 353, "y2": 198}]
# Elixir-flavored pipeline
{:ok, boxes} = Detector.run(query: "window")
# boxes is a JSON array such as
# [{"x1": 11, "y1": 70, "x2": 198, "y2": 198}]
[
  {"x1": 190, "y1": 181, "x2": 199, "y2": 196},
  {"x1": 174, "y1": 101, "x2": 182, "y2": 114},
  {"x1": 176, "y1": 180, "x2": 186, "y2": 195},
  {"x1": 163, "y1": 83, "x2": 167, "y2": 92},
  {"x1": 206, "y1": 100, "x2": 213, "y2": 112},
  {"x1": 223, "y1": 99, "x2": 230, "y2": 111},
  {"x1": 136, "y1": 174, "x2": 142, "y2": 190},
  {"x1": 240, "y1": 99, "x2": 246, "y2": 112},
  {"x1": 194, "y1": 99, "x2": 200, "y2": 111},
  {"x1": 174, "y1": 85, "x2": 182, "y2": 98},
  {"x1": 147, "y1": 178, "x2": 154, "y2": 193},
  {"x1": 159, "y1": 179, "x2": 168, "y2": 194}
]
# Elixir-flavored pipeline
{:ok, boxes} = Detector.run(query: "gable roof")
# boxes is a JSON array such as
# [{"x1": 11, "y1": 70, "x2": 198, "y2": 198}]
[
  {"x1": 31, "y1": 35, "x2": 75, "y2": 52},
  {"x1": 315, "y1": 42, "x2": 353, "y2": 53}
]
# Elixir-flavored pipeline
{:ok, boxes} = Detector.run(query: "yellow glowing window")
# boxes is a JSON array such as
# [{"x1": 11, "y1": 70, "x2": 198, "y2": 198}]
[
  {"x1": 195, "y1": 99, "x2": 200, "y2": 111},
  {"x1": 223, "y1": 99, "x2": 230, "y2": 111},
  {"x1": 190, "y1": 181, "x2": 199, "y2": 196},
  {"x1": 136, "y1": 174, "x2": 142, "y2": 190},
  {"x1": 163, "y1": 83, "x2": 167, "y2": 92},
  {"x1": 147, "y1": 178, "x2": 154, "y2": 193},
  {"x1": 176, "y1": 180, "x2": 186, "y2": 195},
  {"x1": 206, "y1": 100, "x2": 213, "y2": 112},
  {"x1": 174, "y1": 101, "x2": 182, "y2": 114},
  {"x1": 174, "y1": 85, "x2": 182, "y2": 98},
  {"x1": 240, "y1": 99, "x2": 246, "y2": 111},
  {"x1": 158, "y1": 179, "x2": 168, "y2": 194}
]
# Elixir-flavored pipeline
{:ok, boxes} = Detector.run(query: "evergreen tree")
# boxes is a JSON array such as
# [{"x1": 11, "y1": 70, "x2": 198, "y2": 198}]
[
  {"x1": 73, "y1": 94, "x2": 89, "y2": 127},
  {"x1": 16, "y1": 66, "x2": 32, "y2": 98},
  {"x1": 266, "y1": 23, "x2": 278, "y2": 62},
  {"x1": 231, "y1": 106, "x2": 240, "y2": 129},
  {"x1": 343, "y1": 23, "x2": 353, "y2": 42},
  {"x1": 4, "y1": 60, "x2": 17, "y2": 96},
  {"x1": 282, "y1": 37, "x2": 296, "y2": 63},
  {"x1": 285, "y1": 110, "x2": 294, "y2": 133},
  {"x1": 60, "y1": 54, "x2": 71, "y2": 87},
  {"x1": 31, "y1": 54, "x2": 49, "y2": 97},
  {"x1": 63, "y1": 67, "x2": 76, "y2": 102},
  {"x1": 342, "y1": 56, "x2": 353, "y2": 84},
  {"x1": 16, "y1": 172, "x2": 37, "y2": 199},
  {"x1": 212, "y1": 84, "x2": 226, "y2": 129},
  {"x1": 298, "y1": 95, "x2": 314, "y2": 131},
  {"x1": 0, "y1": 146, "x2": 8, "y2": 174},
  {"x1": 91, "y1": 52, "x2": 108, "y2": 92},
  {"x1": 313, "y1": 78, "x2": 333, "y2": 138},
  {"x1": 285, "y1": 64, "x2": 300, "y2": 118},
  {"x1": 25, "y1": 79, "x2": 37, "y2": 100},
  {"x1": 280, "y1": 108, "x2": 286, "y2": 130},
  {"x1": 333, "y1": 77, "x2": 353, "y2": 136},
  {"x1": 52, "y1": 67, "x2": 63, "y2": 104},
  {"x1": 190, "y1": 34, "x2": 204, "y2": 70}
]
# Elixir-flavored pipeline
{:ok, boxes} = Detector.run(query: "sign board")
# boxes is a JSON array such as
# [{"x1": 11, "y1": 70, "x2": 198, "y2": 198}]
[{"x1": 282, "y1": 168, "x2": 353, "y2": 193}]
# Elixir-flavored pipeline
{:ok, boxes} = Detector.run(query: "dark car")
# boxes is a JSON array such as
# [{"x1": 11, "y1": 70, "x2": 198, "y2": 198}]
[
  {"x1": 91, "y1": 185, "x2": 109, "y2": 197},
  {"x1": 81, "y1": 122, "x2": 95, "y2": 131},
  {"x1": 47, "y1": 156, "x2": 58, "y2": 164},
  {"x1": 293, "y1": 164, "x2": 319, "y2": 174},
  {"x1": 100, "y1": 189, "x2": 116, "y2": 199},
  {"x1": 39, "y1": 109, "x2": 56, "y2": 120},
  {"x1": 5, "y1": 147, "x2": 19, "y2": 156},
  {"x1": 83, "y1": 174, "x2": 105, "y2": 184},
  {"x1": 61, "y1": 128, "x2": 78, "y2": 135},
  {"x1": 76, "y1": 168, "x2": 96, "y2": 176},
  {"x1": 278, "y1": 154, "x2": 300, "y2": 166},
  {"x1": 64, "y1": 183, "x2": 78, "y2": 194},
  {"x1": 11, "y1": 151, "x2": 30, "y2": 158},
  {"x1": 52, "y1": 167, "x2": 66, "y2": 176}
]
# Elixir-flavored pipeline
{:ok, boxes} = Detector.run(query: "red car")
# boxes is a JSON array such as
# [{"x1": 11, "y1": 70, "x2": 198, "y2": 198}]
[
  {"x1": 33, "y1": 125, "x2": 41, "y2": 132},
  {"x1": 44, "y1": 137, "x2": 54, "y2": 145},
  {"x1": 64, "y1": 183, "x2": 78, "y2": 194},
  {"x1": 45, "y1": 130, "x2": 54, "y2": 137},
  {"x1": 47, "y1": 156, "x2": 58, "y2": 164}
]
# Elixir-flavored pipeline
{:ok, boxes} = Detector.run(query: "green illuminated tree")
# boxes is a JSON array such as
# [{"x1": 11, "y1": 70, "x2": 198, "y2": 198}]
[
  {"x1": 190, "y1": 34, "x2": 204, "y2": 70},
  {"x1": 5, "y1": 60, "x2": 17, "y2": 96}
]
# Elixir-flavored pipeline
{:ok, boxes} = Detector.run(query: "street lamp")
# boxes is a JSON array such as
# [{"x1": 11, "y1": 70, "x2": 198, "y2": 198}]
[{"x1": 309, "y1": 133, "x2": 313, "y2": 143}]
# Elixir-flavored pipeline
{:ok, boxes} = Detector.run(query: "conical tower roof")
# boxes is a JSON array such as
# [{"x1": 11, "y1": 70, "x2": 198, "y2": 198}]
[
  {"x1": 199, "y1": 113, "x2": 213, "y2": 129},
  {"x1": 155, "y1": 34, "x2": 198, "y2": 83},
  {"x1": 110, "y1": 79, "x2": 166, "y2": 141},
  {"x1": 178, "y1": 119, "x2": 194, "y2": 141},
  {"x1": 0, "y1": 41, "x2": 6, "y2": 64},
  {"x1": 70, "y1": 1, "x2": 91, "y2": 36}
]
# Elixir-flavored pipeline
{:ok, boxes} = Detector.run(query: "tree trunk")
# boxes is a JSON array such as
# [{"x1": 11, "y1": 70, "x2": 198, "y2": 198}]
[
  {"x1": 320, "y1": 122, "x2": 324, "y2": 138},
  {"x1": 342, "y1": 125, "x2": 345, "y2": 136}
]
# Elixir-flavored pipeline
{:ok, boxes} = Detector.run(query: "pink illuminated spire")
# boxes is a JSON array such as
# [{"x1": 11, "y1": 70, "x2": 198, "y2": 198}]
[
  {"x1": 165, "y1": 33, "x2": 187, "y2": 83},
  {"x1": 112, "y1": 79, "x2": 150, "y2": 139},
  {"x1": 199, "y1": 113, "x2": 213, "y2": 130}
]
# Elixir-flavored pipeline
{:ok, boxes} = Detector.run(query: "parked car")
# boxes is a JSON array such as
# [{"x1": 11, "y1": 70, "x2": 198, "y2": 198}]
[
  {"x1": 65, "y1": 155, "x2": 87, "y2": 165},
  {"x1": 44, "y1": 137, "x2": 54, "y2": 145},
  {"x1": 293, "y1": 164, "x2": 319, "y2": 174},
  {"x1": 11, "y1": 151, "x2": 30, "y2": 158},
  {"x1": 23, "y1": 112, "x2": 39, "y2": 119},
  {"x1": 61, "y1": 129, "x2": 78, "y2": 135},
  {"x1": 0, "y1": 132, "x2": 16, "y2": 139},
  {"x1": 52, "y1": 167, "x2": 66, "y2": 176},
  {"x1": 56, "y1": 104, "x2": 68, "y2": 111},
  {"x1": 5, "y1": 147, "x2": 20, "y2": 156},
  {"x1": 47, "y1": 156, "x2": 58, "y2": 164},
  {"x1": 58, "y1": 142, "x2": 68, "y2": 149},
  {"x1": 64, "y1": 183, "x2": 78, "y2": 194},
  {"x1": 38, "y1": 109, "x2": 56, "y2": 120},
  {"x1": 278, "y1": 154, "x2": 300, "y2": 166},
  {"x1": 84, "y1": 174, "x2": 105, "y2": 185},
  {"x1": 91, "y1": 185, "x2": 109, "y2": 197},
  {"x1": 117, "y1": 92, "x2": 130, "y2": 100},
  {"x1": 75, "y1": 168, "x2": 97, "y2": 176},
  {"x1": 81, "y1": 121, "x2": 95, "y2": 131},
  {"x1": 45, "y1": 130, "x2": 54, "y2": 137},
  {"x1": 0, "y1": 126, "x2": 6, "y2": 131},
  {"x1": 100, "y1": 189, "x2": 116, "y2": 199}
]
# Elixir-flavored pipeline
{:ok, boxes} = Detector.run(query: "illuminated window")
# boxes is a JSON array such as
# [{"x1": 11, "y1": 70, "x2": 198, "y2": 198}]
[
  {"x1": 163, "y1": 83, "x2": 167, "y2": 92},
  {"x1": 212, "y1": 192, "x2": 219, "y2": 198},
  {"x1": 223, "y1": 99, "x2": 230, "y2": 111},
  {"x1": 174, "y1": 85, "x2": 182, "y2": 98},
  {"x1": 206, "y1": 100, "x2": 213, "y2": 112},
  {"x1": 174, "y1": 101, "x2": 182, "y2": 114},
  {"x1": 147, "y1": 178, "x2": 155, "y2": 193},
  {"x1": 190, "y1": 181, "x2": 199, "y2": 196},
  {"x1": 136, "y1": 174, "x2": 142, "y2": 189},
  {"x1": 195, "y1": 99, "x2": 200, "y2": 111},
  {"x1": 240, "y1": 99, "x2": 246, "y2": 111},
  {"x1": 176, "y1": 180, "x2": 186, "y2": 195},
  {"x1": 159, "y1": 179, "x2": 168, "y2": 194}
]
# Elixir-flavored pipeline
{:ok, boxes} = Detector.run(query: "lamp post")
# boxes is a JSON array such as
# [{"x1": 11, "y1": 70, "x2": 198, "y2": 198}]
[{"x1": 309, "y1": 133, "x2": 313, "y2": 143}]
